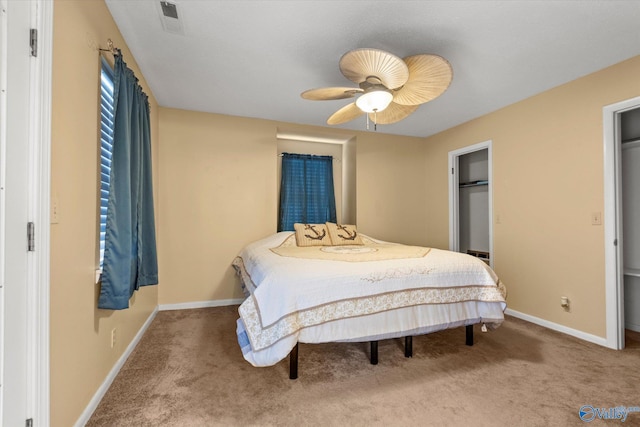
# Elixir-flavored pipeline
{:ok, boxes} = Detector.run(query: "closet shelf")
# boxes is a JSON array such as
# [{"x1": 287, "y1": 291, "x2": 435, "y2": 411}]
[
  {"x1": 459, "y1": 180, "x2": 489, "y2": 188},
  {"x1": 624, "y1": 268, "x2": 640, "y2": 278}
]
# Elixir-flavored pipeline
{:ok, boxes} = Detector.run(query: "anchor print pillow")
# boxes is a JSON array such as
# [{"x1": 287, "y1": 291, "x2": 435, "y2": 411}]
[
  {"x1": 293, "y1": 223, "x2": 333, "y2": 246},
  {"x1": 326, "y1": 222, "x2": 364, "y2": 246}
]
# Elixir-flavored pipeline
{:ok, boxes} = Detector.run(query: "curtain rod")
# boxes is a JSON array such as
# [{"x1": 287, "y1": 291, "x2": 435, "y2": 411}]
[
  {"x1": 99, "y1": 38, "x2": 120, "y2": 56},
  {"x1": 278, "y1": 154, "x2": 341, "y2": 162}
]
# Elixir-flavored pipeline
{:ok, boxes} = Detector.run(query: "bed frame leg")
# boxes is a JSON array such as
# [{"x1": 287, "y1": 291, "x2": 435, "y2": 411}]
[
  {"x1": 370, "y1": 341, "x2": 378, "y2": 365},
  {"x1": 405, "y1": 336, "x2": 413, "y2": 358},
  {"x1": 466, "y1": 325, "x2": 474, "y2": 346},
  {"x1": 289, "y1": 343, "x2": 298, "y2": 380}
]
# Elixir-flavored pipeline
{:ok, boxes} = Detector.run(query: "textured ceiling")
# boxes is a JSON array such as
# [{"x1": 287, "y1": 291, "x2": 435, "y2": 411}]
[{"x1": 105, "y1": 0, "x2": 640, "y2": 138}]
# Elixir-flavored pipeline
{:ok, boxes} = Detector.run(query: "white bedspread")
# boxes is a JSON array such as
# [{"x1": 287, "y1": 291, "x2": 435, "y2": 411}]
[{"x1": 234, "y1": 232, "x2": 507, "y2": 367}]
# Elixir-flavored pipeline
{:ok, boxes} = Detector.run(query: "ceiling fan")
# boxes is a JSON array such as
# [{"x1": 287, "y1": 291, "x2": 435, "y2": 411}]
[{"x1": 301, "y1": 48, "x2": 453, "y2": 128}]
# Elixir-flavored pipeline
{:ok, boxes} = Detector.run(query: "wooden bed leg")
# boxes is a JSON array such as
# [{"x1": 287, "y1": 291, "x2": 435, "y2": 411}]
[
  {"x1": 289, "y1": 343, "x2": 298, "y2": 380},
  {"x1": 370, "y1": 341, "x2": 378, "y2": 365},
  {"x1": 466, "y1": 325, "x2": 474, "y2": 346},
  {"x1": 405, "y1": 336, "x2": 413, "y2": 358}
]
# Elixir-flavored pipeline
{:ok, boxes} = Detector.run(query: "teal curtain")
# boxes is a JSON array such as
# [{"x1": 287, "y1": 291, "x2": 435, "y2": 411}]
[
  {"x1": 99, "y1": 52, "x2": 158, "y2": 310},
  {"x1": 278, "y1": 153, "x2": 337, "y2": 231}
]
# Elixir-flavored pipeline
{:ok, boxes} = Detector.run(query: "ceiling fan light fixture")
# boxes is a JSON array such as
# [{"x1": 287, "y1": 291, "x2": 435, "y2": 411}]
[{"x1": 355, "y1": 89, "x2": 393, "y2": 113}]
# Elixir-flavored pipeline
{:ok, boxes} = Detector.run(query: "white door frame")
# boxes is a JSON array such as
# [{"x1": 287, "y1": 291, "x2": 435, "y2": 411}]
[
  {"x1": 603, "y1": 96, "x2": 640, "y2": 350},
  {"x1": 32, "y1": 0, "x2": 53, "y2": 423},
  {"x1": 448, "y1": 140, "x2": 493, "y2": 268},
  {"x1": 0, "y1": 0, "x2": 52, "y2": 424}
]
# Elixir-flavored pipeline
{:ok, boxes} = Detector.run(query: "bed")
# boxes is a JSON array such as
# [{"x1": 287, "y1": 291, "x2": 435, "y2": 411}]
[{"x1": 233, "y1": 225, "x2": 507, "y2": 379}]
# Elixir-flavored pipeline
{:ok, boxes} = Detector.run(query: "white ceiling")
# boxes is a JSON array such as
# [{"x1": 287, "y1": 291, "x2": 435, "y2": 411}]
[{"x1": 105, "y1": 0, "x2": 640, "y2": 138}]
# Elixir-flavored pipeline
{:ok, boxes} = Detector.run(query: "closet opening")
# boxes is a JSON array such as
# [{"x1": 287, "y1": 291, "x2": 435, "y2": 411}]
[
  {"x1": 448, "y1": 140, "x2": 493, "y2": 268},
  {"x1": 621, "y1": 107, "x2": 640, "y2": 345},
  {"x1": 603, "y1": 96, "x2": 640, "y2": 350}
]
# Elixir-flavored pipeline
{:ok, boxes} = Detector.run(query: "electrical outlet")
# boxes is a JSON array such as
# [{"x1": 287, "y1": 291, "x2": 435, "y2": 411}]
[{"x1": 110, "y1": 328, "x2": 116, "y2": 348}]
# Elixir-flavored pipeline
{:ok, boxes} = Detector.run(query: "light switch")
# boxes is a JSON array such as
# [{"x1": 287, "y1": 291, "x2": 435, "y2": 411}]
[
  {"x1": 51, "y1": 193, "x2": 59, "y2": 224},
  {"x1": 591, "y1": 212, "x2": 602, "y2": 225}
]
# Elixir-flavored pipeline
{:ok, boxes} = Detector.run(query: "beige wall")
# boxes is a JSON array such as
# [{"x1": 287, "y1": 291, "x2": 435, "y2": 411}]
[
  {"x1": 158, "y1": 109, "x2": 427, "y2": 303},
  {"x1": 50, "y1": 1, "x2": 159, "y2": 426},
  {"x1": 423, "y1": 55, "x2": 640, "y2": 338},
  {"x1": 356, "y1": 131, "x2": 430, "y2": 245},
  {"x1": 158, "y1": 109, "x2": 278, "y2": 304}
]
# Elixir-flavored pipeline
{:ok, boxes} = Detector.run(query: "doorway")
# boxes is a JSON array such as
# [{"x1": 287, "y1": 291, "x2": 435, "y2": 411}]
[
  {"x1": 621, "y1": 111, "x2": 640, "y2": 343},
  {"x1": 448, "y1": 140, "x2": 493, "y2": 268},
  {"x1": 603, "y1": 96, "x2": 640, "y2": 350}
]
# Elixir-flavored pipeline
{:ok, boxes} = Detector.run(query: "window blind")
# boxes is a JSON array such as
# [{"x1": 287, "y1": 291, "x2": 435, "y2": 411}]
[{"x1": 99, "y1": 59, "x2": 115, "y2": 268}]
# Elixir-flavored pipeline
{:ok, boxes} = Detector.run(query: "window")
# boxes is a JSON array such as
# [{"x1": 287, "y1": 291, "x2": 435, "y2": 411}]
[
  {"x1": 99, "y1": 58, "x2": 115, "y2": 268},
  {"x1": 97, "y1": 51, "x2": 158, "y2": 309},
  {"x1": 278, "y1": 153, "x2": 337, "y2": 231}
]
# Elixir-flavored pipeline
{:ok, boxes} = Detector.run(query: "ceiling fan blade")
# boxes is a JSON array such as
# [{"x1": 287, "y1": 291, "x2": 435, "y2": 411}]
[
  {"x1": 368, "y1": 102, "x2": 419, "y2": 125},
  {"x1": 301, "y1": 87, "x2": 363, "y2": 100},
  {"x1": 339, "y1": 48, "x2": 409, "y2": 90},
  {"x1": 393, "y1": 54, "x2": 453, "y2": 106},
  {"x1": 327, "y1": 102, "x2": 365, "y2": 125}
]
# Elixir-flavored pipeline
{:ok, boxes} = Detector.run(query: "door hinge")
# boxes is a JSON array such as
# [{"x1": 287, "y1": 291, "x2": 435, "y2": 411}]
[
  {"x1": 451, "y1": 167, "x2": 454, "y2": 175},
  {"x1": 614, "y1": 238, "x2": 618, "y2": 246},
  {"x1": 30, "y1": 29, "x2": 37, "y2": 57},
  {"x1": 26, "y1": 418, "x2": 33, "y2": 427},
  {"x1": 27, "y1": 222, "x2": 35, "y2": 251}
]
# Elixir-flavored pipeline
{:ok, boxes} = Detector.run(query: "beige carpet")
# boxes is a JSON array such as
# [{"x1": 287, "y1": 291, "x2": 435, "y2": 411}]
[{"x1": 86, "y1": 307, "x2": 640, "y2": 427}]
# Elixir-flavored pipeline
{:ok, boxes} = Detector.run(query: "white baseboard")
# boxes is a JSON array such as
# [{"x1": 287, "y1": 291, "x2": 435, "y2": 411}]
[
  {"x1": 158, "y1": 298, "x2": 244, "y2": 311},
  {"x1": 505, "y1": 308, "x2": 608, "y2": 347},
  {"x1": 74, "y1": 306, "x2": 158, "y2": 427}
]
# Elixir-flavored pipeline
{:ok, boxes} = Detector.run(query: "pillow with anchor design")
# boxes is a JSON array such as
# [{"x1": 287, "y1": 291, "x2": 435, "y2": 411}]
[
  {"x1": 326, "y1": 222, "x2": 364, "y2": 246},
  {"x1": 293, "y1": 223, "x2": 333, "y2": 246}
]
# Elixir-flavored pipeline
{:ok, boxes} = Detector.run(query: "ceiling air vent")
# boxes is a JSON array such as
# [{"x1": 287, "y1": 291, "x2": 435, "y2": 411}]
[
  {"x1": 160, "y1": 1, "x2": 178, "y2": 19},
  {"x1": 157, "y1": 1, "x2": 184, "y2": 35}
]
